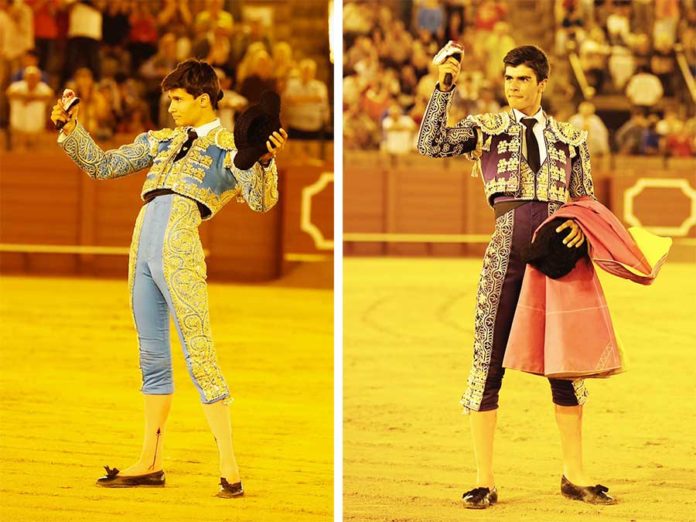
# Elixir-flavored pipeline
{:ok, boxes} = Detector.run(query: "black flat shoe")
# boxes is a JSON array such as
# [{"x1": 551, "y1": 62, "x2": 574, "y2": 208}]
[
  {"x1": 96, "y1": 466, "x2": 165, "y2": 488},
  {"x1": 462, "y1": 486, "x2": 497, "y2": 509},
  {"x1": 217, "y1": 477, "x2": 244, "y2": 498},
  {"x1": 561, "y1": 475, "x2": 616, "y2": 505}
]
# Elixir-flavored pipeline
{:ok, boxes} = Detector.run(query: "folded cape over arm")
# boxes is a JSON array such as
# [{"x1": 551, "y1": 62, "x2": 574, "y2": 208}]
[{"x1": 503, "y1": 198, "x2": 672, "y2": 379}]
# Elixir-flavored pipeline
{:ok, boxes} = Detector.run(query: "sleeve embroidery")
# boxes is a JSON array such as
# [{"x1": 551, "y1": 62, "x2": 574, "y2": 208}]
[
  {"x1": 228, "y1": 154, "x2": 279, "y2": 213},
  {"x1": 60, "y1": 123, "x2": 154, "y2": 180},
  {"x1": 417, "y1": 87, "x2": 478, "y2": 158},
  {"x1": 569, "y1": 141, "x2": 595, "y2": 199}
]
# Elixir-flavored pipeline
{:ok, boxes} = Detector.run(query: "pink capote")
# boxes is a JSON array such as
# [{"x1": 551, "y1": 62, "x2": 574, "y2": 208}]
[{"x1": 503, "y1": 197, "x2": 671, "y2": 379}]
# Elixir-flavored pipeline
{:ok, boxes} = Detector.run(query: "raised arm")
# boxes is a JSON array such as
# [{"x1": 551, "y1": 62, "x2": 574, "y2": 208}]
[
  {"x1": 51, "y1": 98, "x2": 154, "y2": 180},
  {"x1": 417, "y1": 86, "x2": 479, "y2": 157},
  {"x1": 59, "y1": 124, "x2": 155, "y2": 180},
  {"x1": 416, "y1": 55, "x2": 479, "y2": 158}
]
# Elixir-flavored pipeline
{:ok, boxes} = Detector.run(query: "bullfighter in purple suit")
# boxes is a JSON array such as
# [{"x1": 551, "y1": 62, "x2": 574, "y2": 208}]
[{"x1": 417, "y1": 45, "x2": 616, "y2": 508}]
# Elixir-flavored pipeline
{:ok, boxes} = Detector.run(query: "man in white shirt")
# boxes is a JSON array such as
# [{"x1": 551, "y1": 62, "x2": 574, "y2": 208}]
[
  {"x1": 382, "y1": 101, "x2": 416, "y2": 155},
  {"x1": 6, "y1": 65, "x2": 52, "y2": 149},
  {"x1": 283, "y1": 58, "x2": 329, "y2": 140}
]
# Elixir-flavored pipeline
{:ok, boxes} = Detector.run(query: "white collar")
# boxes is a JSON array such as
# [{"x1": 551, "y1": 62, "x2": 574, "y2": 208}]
[
  {"x1": 512, "y1": 107, "x2": 546, "y2": 127},
  {"x1": 190, "y1": 118, "x2": 221, "y2": 137}
]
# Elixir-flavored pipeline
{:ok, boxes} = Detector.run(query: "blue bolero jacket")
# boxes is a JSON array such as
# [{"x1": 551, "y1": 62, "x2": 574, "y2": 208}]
[{"x1": 59, "y1": 123, "x2": 278, "y2": 219}]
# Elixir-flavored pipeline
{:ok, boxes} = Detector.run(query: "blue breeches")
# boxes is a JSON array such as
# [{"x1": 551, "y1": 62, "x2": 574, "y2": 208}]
[{"x1": 128, "y1": 193, "x2": 229, "y2": 404}]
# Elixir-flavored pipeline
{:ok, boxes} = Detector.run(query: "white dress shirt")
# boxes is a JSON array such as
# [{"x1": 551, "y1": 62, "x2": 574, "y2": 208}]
[{"x1": 512, "y1": 107, "x2": 547, "y2": 166}]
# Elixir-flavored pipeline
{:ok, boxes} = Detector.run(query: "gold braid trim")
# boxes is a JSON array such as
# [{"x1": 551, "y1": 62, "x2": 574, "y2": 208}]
[
  {"x1": 162, "y1": 195, "x2": 230, "y2": 403},
  {"x1": 548, "y1": 118, "x2": 587, "y2": 147},
  {"x1": 61, "y1": 123, "x2": 153, "y2": 180}
]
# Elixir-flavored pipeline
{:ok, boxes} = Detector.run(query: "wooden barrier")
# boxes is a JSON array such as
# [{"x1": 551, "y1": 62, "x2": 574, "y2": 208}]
[
  {"x1": 0, "y1": 138, "x2": 334, "y2": 280},
  {"x1": 344, "y1": 151, "x2": 696, "y2": 260}
]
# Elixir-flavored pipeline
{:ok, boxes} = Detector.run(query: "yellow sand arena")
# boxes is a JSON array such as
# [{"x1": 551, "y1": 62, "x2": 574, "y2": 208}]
[
  {"x1": 344, "y1": 257, "x2": 696, "y2": 522},
  {"x1": 0, "y1": 276, "x2": 332, "y2": 522}
]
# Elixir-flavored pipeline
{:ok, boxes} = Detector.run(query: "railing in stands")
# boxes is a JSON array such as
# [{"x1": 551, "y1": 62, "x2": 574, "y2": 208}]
[
  {"x1": 674, "y1": 43, "x2": 696, "y2": 108},
  {"x1": 566, "y1": 42, "x2": 595, "y2": 100}
]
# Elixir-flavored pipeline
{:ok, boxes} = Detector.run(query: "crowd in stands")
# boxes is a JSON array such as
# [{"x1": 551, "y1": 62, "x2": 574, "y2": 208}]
[
  {"x1": 343, "y1": 0, "x2": 695, "y2": 158},
  {"x1": 0, "y1": 0, "x2": 331, "y2": 150}
]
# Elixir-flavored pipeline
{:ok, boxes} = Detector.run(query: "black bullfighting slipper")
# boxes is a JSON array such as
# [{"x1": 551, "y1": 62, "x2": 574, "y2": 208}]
[
  {"x1": 561, "y1": 475, "x2": 616, "y2": 505},
  {"x1": 96, "y1": 465, "x2": 165, "y2": 487},
  {"x1": 461, "y1": 486, "x2": 497, "y2": 509},
  {"x1": 217, "y1": 477, "x2": 244, "y2": 498}
]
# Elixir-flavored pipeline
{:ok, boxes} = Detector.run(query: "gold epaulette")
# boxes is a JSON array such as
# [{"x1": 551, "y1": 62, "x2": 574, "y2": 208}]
[
  {"x1": 213, "y1": 127, "x2": 235, "y2": 150},
  {"x1": 466, "y1": 112, "x2": 511, "y2": 136},
  {"x1": 147, "y1": 127, "x2": 177, "y2": 142},
  {"x1": 548, "y1": 118, "x2": 587, "y2": 147}
]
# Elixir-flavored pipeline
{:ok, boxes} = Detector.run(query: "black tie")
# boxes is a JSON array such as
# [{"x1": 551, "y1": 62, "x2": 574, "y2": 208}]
[
  {"x1": 174, "y1": 129, "x2": 198, "y2": 162},
  {"x1": 521, "y1": 118, "x2": 540, "y2": 173}
]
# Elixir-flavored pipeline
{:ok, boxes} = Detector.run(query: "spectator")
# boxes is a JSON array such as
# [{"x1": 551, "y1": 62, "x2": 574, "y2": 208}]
[
  {"x1": 10, "y1": 49, "x2": 48, "y2": 84},
  {"x1": 650, "y1": 34, "x2": 677, "y2": 96},
  {"x1": 6, "y1": 65, "x2": 52, "y2": 149},
  {"x1": 381, "y1": 20, "x2": 413, "y2": 69},
  {"x1": 444, "y1": 8, "x2": 465, "y2": 43},
  {"x1": 641, "y1": 116, "x2": 661, "y2": 155},
  {"x1": 27, "y1": 0, "x2": 59, "y2": 77},
  {"x1": 343, "y1": 73, "x2": 363, "y2": 109},
  {"x1": 100, "y1": 0, "x2": 131, "y2": 79},
  {"x1": 0, "y1": 0, "x2": 34, "y2": 127},
  {"x1": 102, "y1": 0, "x2": 130, "y2": 48},
  {"x1": 410, "y1": 41, "x2": 431, "y2": 80},
  {"x1": 239, "y1": 49, "x2": 277, "y2": 104},
  {"x1": 283, "y1": 58, "x2": 330, "y2": 140},
  {"x1": 193, "y1": 20, "x2": 234, "y2": 78},
  {"x1": 236, "y1": 42, "x2": 267, "y2": 85},
  {"x1": 214, "y1": 68, "x2": 247, "y2": 131},
  {"x1": 140, "y1": 32, "x2": 179, "y2": 125},
  {"x1": 630, "y1": 32, "x2": 652, "y2": 71},
  {"x1": 343, "y1": 1, "x2": 373, "y2": 46},
  {"x1": 474, "y1": 85, "x2": 501, "y2": 115},
  {"x1": 615, "y1": 110, "x2": 649, "y2": 154},
  {"x1": 117, "y1": 100, "x2": 153, "y2": 135},
  {"x1": 606, "y1": 5, "x2": 631, "y2": 46},
  {"x1": 272, "y1": 41, "x2": 295, "y2": 94},
  {"x1": 569, "y1": 101, "x2": 610, "y2": 157},
  {"x1": 474, "y1": 0, "x2": 507, "y2": 32},
  {"x1": 483, "y1": 22, "x2": 515, "y2": 88},
  {"x1": 344, "y1": 101, "x2": 379, "y2": 150},
  {"x1": 65, "y1": 67, "x2": 110, "y2": 138},
  {"x1": 128, "y1": 1, "x2": 158, "y2": 75},
  {"x1": 362, "y1": 76, "x2": 391, "y2": 122},
  {"x1": 656, "y1": 108, "x2": 683, "y2": 138},
  {"x1": 398, "y1": 64, "x2": 418, "y2": 107},
  {"x1": 139, "y1": 33, "x2": 179, "y2": 84},
  {"x1": 654, "y1": 0, "x2": 679, "y2": 45},
  {"x1": 664, "y1": 122, "x2": 694, "y2": 157},
  {"x1": 415, "y1": 0, "x2": 446, "y2": 45},
  {"x1": 195, "y1": 0, "x2": 233, "y2": 33},
  {"x1": 625, "y1": 65, "x2": 664, "y2": 112},
  {"x1": 382, "y1": 102, "x2": 417, "y2": 155},
  {"x1": 579, "y1": 27, "x2": 611, "y2": 93},
  {"x1": 156, "y1": 0, "x2": 193, "y2": 60},
  {"x1": 63, "y1": 0, "x2": 102, "y2": 83}
]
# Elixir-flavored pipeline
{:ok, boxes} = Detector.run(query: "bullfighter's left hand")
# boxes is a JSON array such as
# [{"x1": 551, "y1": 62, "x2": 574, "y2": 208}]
[
  {"x1": 259, "y1": 128, "x2": 288, "y2": 166},
  {"x1": 556, "y1": 219, "x2": 585, "y2": 248}
]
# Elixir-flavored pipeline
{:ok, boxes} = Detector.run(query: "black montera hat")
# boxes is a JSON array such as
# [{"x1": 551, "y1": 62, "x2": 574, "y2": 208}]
[
  {"x1": 521, "y1": 217, "x2": 589, "y2": 279},
  {"x1": 233, "y1": 91, "x2": 281, "y2": 170}
]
